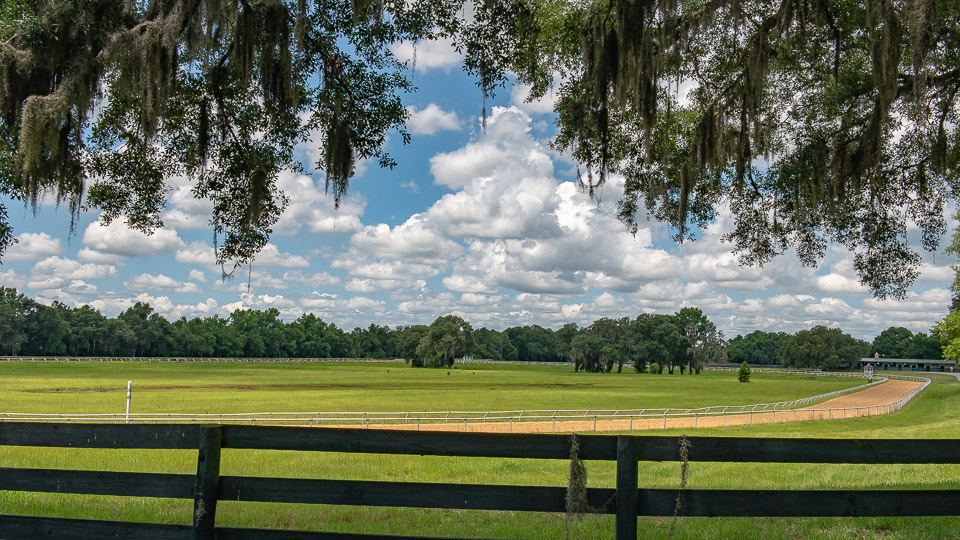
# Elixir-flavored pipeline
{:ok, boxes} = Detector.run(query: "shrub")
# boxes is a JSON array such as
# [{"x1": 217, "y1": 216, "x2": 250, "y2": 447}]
[
  {"x1": 649, "y1": 362, "x2": 661, "y2": 374},
  {"x1": 738, "y1": 362, "x2": 752, "y2": 382}
]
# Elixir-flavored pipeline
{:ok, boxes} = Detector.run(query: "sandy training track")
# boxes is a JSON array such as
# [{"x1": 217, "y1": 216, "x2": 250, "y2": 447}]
[{"x1": 336, "y1": 379, "x2": 925, "y2": 434}]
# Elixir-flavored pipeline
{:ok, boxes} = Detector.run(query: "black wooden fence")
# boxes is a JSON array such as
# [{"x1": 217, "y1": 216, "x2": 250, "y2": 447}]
[{"x1": 1, "y1": 422, "x2": 958, "y2": 539}]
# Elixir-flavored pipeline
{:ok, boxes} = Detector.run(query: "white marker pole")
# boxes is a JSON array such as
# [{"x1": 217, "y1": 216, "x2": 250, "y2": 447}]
[{"x1": 126, "y1": 381, "x2": 132, "y2": 424}]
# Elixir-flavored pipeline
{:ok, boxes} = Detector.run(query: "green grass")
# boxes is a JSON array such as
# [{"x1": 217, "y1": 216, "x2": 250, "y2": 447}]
[
  {"x1": 0, "y1": 361, "x2": 865, "y2": 414},
  {"x1": 0, "y1": 363, "x2": 958, "y2": 539}
]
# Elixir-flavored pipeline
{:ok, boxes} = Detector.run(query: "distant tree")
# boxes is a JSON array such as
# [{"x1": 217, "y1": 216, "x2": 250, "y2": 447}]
[
  {"x1": 349, "y1": 328, "x2": 367, "y2": 359},
  {"x1": 632, "y1": 314, "x2": 683, "y2": 373},
  {"x1": 569, "y1": 333, "x2": 605, "y2": 373},
  {"x1": 473, "y1": 328, "x2": 517, "y2": 361},
  {"x1": 0, "y1": 288, "x2": 26, "y2": 355},
  {"x1": 397, "y1": 325, "x2": 429, "y2": 366},
  {"x1": 870, "y1": 327, "x2": 915, "y2": 358},
  {"x1": 209, "y1": 316, "x2": 244, "y2": 357},
  {"x1": 65, "y1": 305, "x2": 108, "y2": 355},
  {"x1": 505, "y1": 325, "x2": 560, "y2": 363},
  {"x1": 905, "y1": 332, "x2": 945, "y2": 360},
  {"x1": 174, "y1": 317, "x2": 217, "y2": 357},
  {"x1": 103, "y1": 318, "x2": 135, "y2": 356},
  {"x1": 675, "y1": 307, "x2": 726, "y2": 374},
  {"x1": 289, "y1": 314, "x2": 333, "y2": 358},
  {"x1": 414, "y1": 315, "x2": 474, "y2": 368},
  {"x1": 555, "y1": 322, "x2": 579, "y2": 363},
  {"x1": 782, "y1": 326, "x2": 868, "y2": 370},
  {"x1": 932, "y1": 312, "x2": 960, "y2": 363},
  {"x1": 727, "y1": 331, "x2": 789, "y2": 365}
]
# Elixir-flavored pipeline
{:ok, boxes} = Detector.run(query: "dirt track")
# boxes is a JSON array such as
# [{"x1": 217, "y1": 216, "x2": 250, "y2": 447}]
[{"x1": 336, "y1": 379, "x2": 925, "y2": 434}]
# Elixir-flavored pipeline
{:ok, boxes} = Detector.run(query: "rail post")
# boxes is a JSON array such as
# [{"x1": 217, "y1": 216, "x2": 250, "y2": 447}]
[
  {"x1": 615, "y1": 436, "x2": 638, "y2": 540},
  {"x1": 193, "y1": 425, "x2": 223, "y2": 540}
]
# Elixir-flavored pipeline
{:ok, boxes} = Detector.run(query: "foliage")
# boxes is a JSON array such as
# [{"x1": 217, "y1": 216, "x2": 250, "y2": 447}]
[
  {"x1": 932, "y1": 311, "x2": 960, "y2": 362},
  {"x1": 782, "y1": 326, "x2": 869, "y2": 369},
  {"x1": 514, "y1": 0, "x2": 960, "y2": 299},
  {"x1": 2, "y1": 0, "x2": 957, "y2": 298},
  {"x1": 676, "y1": 307, "x2": 727, "y2": 374},
  {"x1": 0, "y1": 0, "x2": 487, "y2": 269},
  {"x1": 647, "y1": 362, "x2": 661, "y2": 375},
  {"x1": 504, "y1": 325, "x2": 561, "y2": 363},
  {"x1": 737, "y1": 362, "x2": 752, "y2": 383},
  {"x1": 727, "y1": 331, "x2": 789, "y2": 365},
  {"x1": 869, "y1": 326, "x2": 944, "y2": 359},
  {"x1": 414, "y1": 315, "x2": 474, "y2": 368}
]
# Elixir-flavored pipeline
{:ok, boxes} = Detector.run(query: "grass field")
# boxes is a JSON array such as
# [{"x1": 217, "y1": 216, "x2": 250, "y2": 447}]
[
  {"x1": 0, "y1": 363, "x2": 958, "y2": 539},
  {"x1": 0, "y1": 361, "x2": 866, "y2": 414}
]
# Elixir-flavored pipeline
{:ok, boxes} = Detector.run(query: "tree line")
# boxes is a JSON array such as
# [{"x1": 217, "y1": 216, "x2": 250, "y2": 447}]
[
  {"x1": 1, "y1": 287, "x2": 944, "y2": 370},
  {"x1": 728, "y1": 326, "x2": 945, "y2": 369}
]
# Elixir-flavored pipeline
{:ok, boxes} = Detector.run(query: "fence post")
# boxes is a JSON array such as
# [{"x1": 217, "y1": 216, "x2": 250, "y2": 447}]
[
  {"x1": 615, "y1": 436, "x2": 638, "y2": 540},
  {"x1": 193, "y1": 425, "x2": 223, "y2": 540}
]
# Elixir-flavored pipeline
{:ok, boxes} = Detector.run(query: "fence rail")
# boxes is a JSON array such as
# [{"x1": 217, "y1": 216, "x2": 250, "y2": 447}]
[{"x1": 0, "y1": 423, "x2": 958, "y2": 540}]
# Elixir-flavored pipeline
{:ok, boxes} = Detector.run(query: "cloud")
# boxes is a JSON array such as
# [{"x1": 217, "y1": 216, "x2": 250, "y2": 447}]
[
  {"x1": 390, "y1": 37, "x2": 462, "y2": 72},
  {"x1": 83, "y1": 218, "x2": 183, "y2": 258},
  {"x1": 176, "y1": 241, "x2": 217, "y2": 265},
  {"x1": 77, "y1": 248, "x2": 125, "y2": 265},
  {"x1": 124, "y1": 273, "x2": 202, "y2": 294},
  {"x1": 510, "y1": 81, "x2": 560, "y2": 115},
  {"x1": 0, "y1": 269, "x2": 26, "y2": 289},
  {"x1": 248, "y1": 244, "x2": 311, "y2": 268},
  {"x1": 406, "y1": 104, "x2": 461, "y2": 135},
  {"x1": 351, "y1": 215, "x2": 463, "y2": 264},
  {"x1": 188, "y1": 269, "x2": 208, "y2": 283},
  {"x1": 128, "y1": 293, "x2": 221, "y2": 319},
  {"x1": 273, "y1": 171, "x2": 365, "y2": 235},
  {"x1": 4, "y1": 232, "x2": 62, "y2": 261},
  {"x1": 28, "y1": 257, "x2": 117, "y2": 290},
  {"x1": 246, "y1": 269, "x2": 340, "y2": 290},
  {"x1": 162, "y1": 185, "x2": 213, "y2": 229}
]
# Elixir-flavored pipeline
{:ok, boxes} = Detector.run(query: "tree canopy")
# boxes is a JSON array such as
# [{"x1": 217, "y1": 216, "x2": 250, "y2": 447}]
[
  {"x1": 781, "y1": 325, "x2": 869, "y2": 369},
  {"x1": 1, "y1": 0, "x2": 957, "y2": 294}
]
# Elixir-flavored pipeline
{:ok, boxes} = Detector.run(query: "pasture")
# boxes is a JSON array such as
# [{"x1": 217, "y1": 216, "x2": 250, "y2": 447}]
[
  {"x1": 0, "y1": 361, "x2": 864, "y2": 414},
  {"x1": 0, "y1": 362, "x2": 958, "y2": 539}
]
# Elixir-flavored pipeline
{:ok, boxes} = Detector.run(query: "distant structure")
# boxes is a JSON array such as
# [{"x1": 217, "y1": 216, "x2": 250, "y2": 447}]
[
  {"x1": 863, "y1": 363, "x2": 874, "y2": 377},
  {"x1": 859, "y1": 357, "x2": 956, "y2": 372}
]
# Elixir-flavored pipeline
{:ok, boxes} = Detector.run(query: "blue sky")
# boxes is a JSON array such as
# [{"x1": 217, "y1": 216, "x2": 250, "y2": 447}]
[{"x1": 0, "y1": 37, "x2": 955, "y2": 340}]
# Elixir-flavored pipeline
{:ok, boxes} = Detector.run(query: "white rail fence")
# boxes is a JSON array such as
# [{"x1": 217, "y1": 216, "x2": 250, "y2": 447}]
[{"x1": 0, "y1": 373, "x2": 931, "y2": 431}]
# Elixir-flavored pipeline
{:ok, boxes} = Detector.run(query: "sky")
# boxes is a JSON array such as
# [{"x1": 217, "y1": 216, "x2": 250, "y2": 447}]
[{"x1": 0, "y1": 38, "x2": 955, "y2": 341}]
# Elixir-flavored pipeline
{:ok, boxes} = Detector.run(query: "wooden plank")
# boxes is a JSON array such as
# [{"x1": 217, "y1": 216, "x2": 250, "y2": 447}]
[
  {"x1": 633, "y1": 437, "x2": 960, "y2": 464},
  {"x1": 0, "y1": 468, "x2": 193, "y2": 499},
  {"x1": 0, "y1": 514, "x2": 190, "y2": 539},
  {"x1": 218, "y1": 476, "x2": 616, "y2": 513},
  {"x1": 217, "y1": 527, "x2": 500, "y2": 540},
  {"x1": 615, "y1": 436, "x2": 638, "y2": 540},
  {"x1": 222, "y1": 426, "x2": 618, "y2": 460},
  {"x1": 193, "y1": 426, "x2": 223, "y2": 540},
  {"x1": 636, "y1": 489, "x2": 960, "y2": 516},
  {"x1": 0, "y1": 423, "x2": 200, "y2": 449}
]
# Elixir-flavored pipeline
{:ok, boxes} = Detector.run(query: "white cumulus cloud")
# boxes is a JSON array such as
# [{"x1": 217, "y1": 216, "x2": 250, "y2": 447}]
[
  {"x1": 4, "y1": 232, "x2": 62, "y2": 261},
  {"x1": 406, "y1": 104, "x2": 461, "y2": 135},
  {"x1": 83, "y1": 218, "x2": 183, "y2": 258}
]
